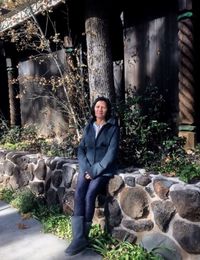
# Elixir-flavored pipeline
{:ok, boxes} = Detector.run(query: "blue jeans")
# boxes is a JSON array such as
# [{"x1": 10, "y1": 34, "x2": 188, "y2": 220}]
[{"x1": 73, "y1": 173, "x2": 110, "y2": 222}]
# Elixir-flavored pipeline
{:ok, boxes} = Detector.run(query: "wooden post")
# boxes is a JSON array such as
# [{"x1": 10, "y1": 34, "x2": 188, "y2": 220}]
[
  {"x1": 6, "y1": 57, "x2": 21, "y2": 127},
  {"x1": 178, "y1": 0, "x2": 196, "y2": 149}
]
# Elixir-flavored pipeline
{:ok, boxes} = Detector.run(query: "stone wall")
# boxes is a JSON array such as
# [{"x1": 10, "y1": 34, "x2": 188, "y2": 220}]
[{"x1": 0, "y1": 149, "x2": 200, "y2": 260}]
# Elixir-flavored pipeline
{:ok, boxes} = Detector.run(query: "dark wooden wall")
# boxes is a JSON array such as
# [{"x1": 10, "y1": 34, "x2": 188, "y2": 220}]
[
  {"x1": 123, "y1": 0, "x2": 179, "y2": 122},
  {"x1": 18, "y1": 49, "x2": 68, "y2": 137},
  {"x1": 193, "y1": 1, "x2": 200, "y2": 141}
]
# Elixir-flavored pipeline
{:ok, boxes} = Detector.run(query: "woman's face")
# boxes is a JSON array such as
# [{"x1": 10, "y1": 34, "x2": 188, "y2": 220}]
[{"x1": 94, "y1": 100, "x2": 108, "y2": 121}]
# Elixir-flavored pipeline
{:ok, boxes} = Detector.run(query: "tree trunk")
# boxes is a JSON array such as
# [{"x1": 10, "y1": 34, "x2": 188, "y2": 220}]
[{"x1": 85, "y1": 0, "x2": 115, "y2": 104}]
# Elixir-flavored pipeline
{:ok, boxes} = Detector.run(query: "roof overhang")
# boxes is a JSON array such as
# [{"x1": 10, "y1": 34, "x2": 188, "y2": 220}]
[{"x1": 0, "y1": 0, "x2": 63, "y2": 33}]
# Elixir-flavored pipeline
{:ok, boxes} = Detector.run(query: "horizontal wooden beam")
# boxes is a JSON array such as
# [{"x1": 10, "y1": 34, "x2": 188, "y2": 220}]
[{"x1": 0, "y1": 0, "x2": 63, "y2": 32}]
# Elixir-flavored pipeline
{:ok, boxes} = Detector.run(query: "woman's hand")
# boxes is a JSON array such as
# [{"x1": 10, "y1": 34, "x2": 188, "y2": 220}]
[{"x1": 85, "y1": 172, "x2": 92, "y2": 180}]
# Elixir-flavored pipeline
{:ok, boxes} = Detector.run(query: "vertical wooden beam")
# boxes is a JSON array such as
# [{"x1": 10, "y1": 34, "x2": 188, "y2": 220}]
[
  {"x1": 178, "y1": 0, "x2": 196, "y2": 149},
  {"x1": 6, "y1": 58, "x2": 20, "y2": 126}
]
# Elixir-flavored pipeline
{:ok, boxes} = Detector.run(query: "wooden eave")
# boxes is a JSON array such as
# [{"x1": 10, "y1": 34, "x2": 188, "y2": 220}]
[{"x1": 0, "y1": 0, "x2": 63, "y2": 32}]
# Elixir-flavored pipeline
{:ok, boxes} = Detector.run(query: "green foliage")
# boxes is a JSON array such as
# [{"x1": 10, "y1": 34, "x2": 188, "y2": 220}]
[
  {"x1": 0, "y1": 121, "x2": 77, "y2": 158},
  {"x1": 116, "y1": 85, "x2": 200, "y2": 184},
  {"x1": 11, "y1": 188, "x2": 38, "y2": 214},
  {"x1": 102, "y1": 242, "x2": 162, "y2": 260},
  {"x1": 0, "y1": 122, "x2": 38, "y2": 145},
  {"x1": 155, "y1": 142, "x2": 200, "y2": 183},
  {"x1": 0, "y1": 187, "x2": 15, "y2": 203},
  {"x1": 0, "y1": 125, "x2": 21, "y2": 144},
  {"x1": 90, "y1": 225, "x2": 162, "y2": 260},
  {"x1": 118, "y1": 86, "x2": 185, "y2": 168},
  {"x1": 42, "y1": 214, "x2": 72, "y2": 240},
  {"x1": 0, "y1": 187, "x2": 72, "y2": 239},
  {"x1": 161, "y1": 137, "x2": 186, "y2": 159},
  {"x1": 176, "y1": 161, "x2": 200, "y2": 183},
  {"x1": 0, "y1": 123, "x2": 37, "y2": 149},
  {"x1": 37, "y1": 138, "x2": 77, "y2": 158},
  {"x1": 153, "y1": 137, "x2": 187, "y2": 174}
]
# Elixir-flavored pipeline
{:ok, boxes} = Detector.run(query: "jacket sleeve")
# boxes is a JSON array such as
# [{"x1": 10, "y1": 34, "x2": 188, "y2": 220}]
[
  {"x1": 77, "y1": 127, "x2": 91, "y2": 174},
  {"x1": 90, "y1": 126, "x2": 120, "y2": 179}
]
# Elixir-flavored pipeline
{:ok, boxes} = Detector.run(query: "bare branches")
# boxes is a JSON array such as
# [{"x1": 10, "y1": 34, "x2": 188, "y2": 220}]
[{"x1": 1, "y1": 3, "x2": 89, "y2": 142}]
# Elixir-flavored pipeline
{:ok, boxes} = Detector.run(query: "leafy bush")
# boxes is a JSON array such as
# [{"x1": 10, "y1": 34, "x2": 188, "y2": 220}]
[
  {"x1": 176, "y1": 161, "x2": 200, "y2": 183},
  {"x1": 90, "y1": 224, "x2": 163, "y2": 260},
  {"x1": 0, "y1": 121, "x2": 77, "y2": 158},
  {"x1": 0, "y1": 188, "x2": 15, "y2": 203},
  {"x1": 117, "y1": 86, "x2": 185, "y2": 168},
  {"x1": 42, "y1": 214, "x2": 72, "y2": 239},
  {"x1": 11, "y1": 188, "x2": 38, "y2": 213}
]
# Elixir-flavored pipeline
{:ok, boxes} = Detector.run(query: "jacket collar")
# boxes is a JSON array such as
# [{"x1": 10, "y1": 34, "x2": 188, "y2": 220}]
[
  {"x1": 107, "y1": 117, "x2": 118, "y2": 126},
  {"x1": 88, "y1": 116, "x2": 118, "y2": 126}
]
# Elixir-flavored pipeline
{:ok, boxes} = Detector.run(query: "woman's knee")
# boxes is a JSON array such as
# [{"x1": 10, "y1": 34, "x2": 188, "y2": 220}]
[
  {"x1": 85, "y1": 187, "x2": 98, "y2": 204},
  {"x1": 74, "y1": 187, "x2": 87, "y2": 204}
]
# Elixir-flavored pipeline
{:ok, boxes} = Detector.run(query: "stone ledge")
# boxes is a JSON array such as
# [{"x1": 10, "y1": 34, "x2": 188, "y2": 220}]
[{"x1": 0, "y1": 149, "x2": 200, "y2": 260}]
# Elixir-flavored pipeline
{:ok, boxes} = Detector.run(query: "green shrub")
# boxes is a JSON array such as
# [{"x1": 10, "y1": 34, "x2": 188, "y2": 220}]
[
  {"x1": 0, "y1": 119, "x2": 77, "y2": 158},
  {"x1": 42, "y1": 214, "x2": 72, "y2": 239},
  {"x1": 90, "y1": 225, "x2": 162, "y2": 260},
  {"x1": 176, "y1": 162, "x2": 200, "y2": 183},
  {"x1": 117, "y1": 86, "x2": 185, "y2": 168},
  {"x1": 11, "y1": 188, "x2": 37, "y2": 213},
  {"x1": 0, "y1": 188, "x2": 15, "y2": 203}
]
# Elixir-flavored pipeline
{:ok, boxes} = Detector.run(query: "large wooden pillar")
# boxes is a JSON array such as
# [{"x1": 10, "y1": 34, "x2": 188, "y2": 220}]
[{"x1": 178, "y1": 0, "x2": 196, "y2": 149}]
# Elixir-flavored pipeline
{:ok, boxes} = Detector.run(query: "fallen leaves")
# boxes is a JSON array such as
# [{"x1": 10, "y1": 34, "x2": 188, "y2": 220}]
[
  {"x1": 21, "y1": 212, "x2": 32, "y2": 220},
  {"x1": 17, "y1": 222, "x2": 29, "y2": 229}
]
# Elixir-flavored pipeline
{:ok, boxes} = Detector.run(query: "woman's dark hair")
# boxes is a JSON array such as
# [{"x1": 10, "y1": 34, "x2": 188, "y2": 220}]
[{"x1": 91, "y1": 96, "x2": 112, "y2": 120}]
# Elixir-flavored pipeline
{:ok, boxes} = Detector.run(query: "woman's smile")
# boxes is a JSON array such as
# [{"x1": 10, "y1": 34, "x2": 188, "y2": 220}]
[{"x1": 94, "y1": 101, "x2": 108, "y2": 121}]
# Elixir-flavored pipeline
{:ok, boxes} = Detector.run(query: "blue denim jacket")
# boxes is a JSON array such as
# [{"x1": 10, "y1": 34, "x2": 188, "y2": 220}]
[{"x1": 78, "y1": 117, "x2": 120, "y2": 179}]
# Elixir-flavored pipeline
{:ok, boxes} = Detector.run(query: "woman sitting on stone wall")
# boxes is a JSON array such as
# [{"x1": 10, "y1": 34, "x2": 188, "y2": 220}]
[{"x1": 65, "y1": 96, "x2": 120, "y2": 256}]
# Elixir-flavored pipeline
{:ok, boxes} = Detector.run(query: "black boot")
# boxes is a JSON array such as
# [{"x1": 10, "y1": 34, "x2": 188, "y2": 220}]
[{"x1": 65, "y1": 216, "x2": 88, "y2": 256}]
